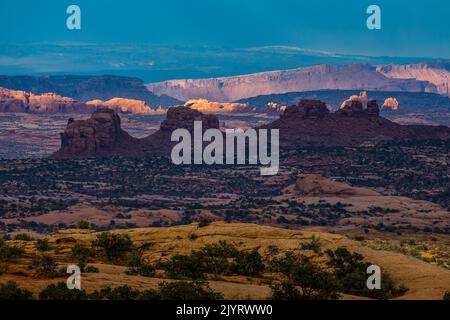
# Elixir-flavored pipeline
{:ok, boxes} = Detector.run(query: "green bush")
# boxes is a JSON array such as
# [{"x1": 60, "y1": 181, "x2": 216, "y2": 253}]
[
  {"x1": 77, "y1": 221, "x2": 90, "y2": 229},
  {"x1": 35, "y1": 239, "x2": 50, "y2": 252},
  {"x1": 156, "y1": 281, "x2": 223, "y2": 300},
  {"x1": 0, "y1": 240, "x2": 24, "y2": 261},
  {"x1": 444, "y1": 291, "x2": 450, "y2": 300},
  {"x1": 159, "y1": 254, "x2": 204, "y2": 279},
  {"x1": 85, "y1": 265, "x2": 100, "y2": 273},
  {"x1": 31, "y1": 255, "x2": 58, "y2": 277},
  {"x1": 0, "y1": 281, "x2": 33, "y2": 300},
  {"x1": 91, "y1": 232, "x2": 133, "y2": 261},
  {"x1": 126, "y1": 264, "x2": 156, "y2": 277},
  {"x1": 326, "y1": 247, "x2": 406, "y2": 299},
  {"x1": 14, "y1": 234, "x2": 34, "y2": 241},
  {"x1": 39, "y1": 282, "x2": 88, "y2": 300},
  {"x1": 300, "y1": 236, "x2": 322, "y2": 253},
  {"x1": 231, "y1": 250, "x2": 264, "y2": 276},
  {"x1": 270, "y1": 253, "x2": 340, "y2": 300}
]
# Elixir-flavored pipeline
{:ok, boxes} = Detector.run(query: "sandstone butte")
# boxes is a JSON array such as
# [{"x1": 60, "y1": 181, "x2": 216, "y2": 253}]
[{"x1": 52, "y1": 99, "x2": 450, "y2": 159}]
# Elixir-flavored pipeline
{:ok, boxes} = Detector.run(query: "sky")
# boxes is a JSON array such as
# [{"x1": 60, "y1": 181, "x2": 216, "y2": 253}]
[
  {"x1": 0, "y1": 0, "x2": 449, "y2": 81},
  {"x1": 0, "y1": 0, "x2": 449, "y2": 58}
]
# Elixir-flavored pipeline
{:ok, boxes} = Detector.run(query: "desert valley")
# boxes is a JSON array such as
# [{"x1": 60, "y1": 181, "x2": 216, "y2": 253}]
[{"x1": 0, "y1": 61, "x2": 449, "y2": 301}]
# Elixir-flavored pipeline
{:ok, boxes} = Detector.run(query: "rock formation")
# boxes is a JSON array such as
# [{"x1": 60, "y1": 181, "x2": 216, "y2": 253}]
[
  {"x1": 184, "y1": 99, "x2": 249, "y2": 113},
  {"x1": 86, "y1": 98, "x2": 160, "y2": 114},
  {"x1": 0, "y1": 75, "x2": 182, "y2": 107},
  {"x1": 147, "y1": 63, "x2": 437, "y2": 101},
  {"x1": 382, "y1": 97, "x2": 399, "y2": 111},
  {"x1": 0, "y1": 88, "x2": 161, "y2": 114},
  {"x1": 377, "y1": 62, "x2": 450, "y2": 97},
  {"x1": 294, "y1": 174, "x2": 381, "y2": 197},
  {"x1": 263, "y1": 99, "x2": 450, "y2": 148},
  {"x1": 52, "y1": 106, "x2": 221, "y2": 158},
  {"x1": 52, "y1": 108, "x2": 142, "y2": 159},
  {"x1": 0, "y1": 88, "x2": 94, "y2": 113}
]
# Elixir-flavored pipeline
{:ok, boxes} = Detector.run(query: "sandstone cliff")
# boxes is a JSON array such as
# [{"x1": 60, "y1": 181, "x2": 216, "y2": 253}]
[
  {"x1": 147, "y1": 64, "x2": 437, "y2": 101},
  {"x1": 0, "y1": 75, "x2": 182, "y2": 107}
]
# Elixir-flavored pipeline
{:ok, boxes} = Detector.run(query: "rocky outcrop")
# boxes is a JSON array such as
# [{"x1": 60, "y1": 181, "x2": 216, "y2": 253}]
[
  {"x1": 159, "y1": 106, "x2": 220, "y2": 132},
  {"x1": 0, "y1": 88, "x2": 162, "y2": 114},
  {"x1": 184, "y1": 99, "x2": 249, "y2": 113},
  {"x1": 0, "y1": 87, "x2": 94, "y2": 113},
  {"x1": 263, "y1": 99, "x2": 450, "y2": 148},
  {"x1": 86, "y1": 98, "x2": 160, "y2": 114},
  {"x1": 382, "y1": 97, "x2": 399, "y2": 111},
  {"x1": 52, "y1": 108, "x2": 142, "y2": 159},
  {"x1": 0, "y1": 75, "x2": 182, "y2": 107},
  {"x1": 378, "y1": 62, "x2": 450, "y2": 97},
  {"x1": 294, "y1": 174, "x2": 380, "y2": 197},
  {"x1": 52, "y1": 106, "x2": 221, "y2": 158},
  {"x1": 147, "y1": 64, "x2": 437, "y2": 102}
]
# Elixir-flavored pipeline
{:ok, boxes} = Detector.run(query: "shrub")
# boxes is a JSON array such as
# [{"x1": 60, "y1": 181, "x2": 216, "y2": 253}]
[
  {"x1": 156, "y1": 281, "x2": 223, "y2": 300},
  {"x1": 0, "y1": 281, "x2": 33, "y2": 300},
  {"x1": 125, "y1": 250, "x2": 143, "y2": 268},
  {"x1": 39, "y1": 282, "x2": 88, "y2": 300},
  {"x1": 444, "y1": 291, "x2": 450, "y2": 300},
  {"x1": 270, "y1": 253, "x2": 340, "y2": 300},
  {"x1": 35, "y1": 239, "x2": 50, "y2": 252},
  {"x1": 300, "y1": 236, "x2": 322, "y2": 253},
  {"x1": 77, "y1": 221, "x2": 90, "y2": 229},
  {"x1": 159, "y1": 254, "x2": 204, "y2": 279},
  {"x1": 0, "y1": 241, "x2": 24, "y2": 261},
  {"x1": 326, "y1": 247, "x2": 406, "y2": 299},
  {"x1": 231, "y1": 250, "x2": 264, "y2": 276},
  {"x1": 198, "y1": 219, "x2": 211, "y2": 228},
  {"x1": 126, "y1": 264, "x2": 156, "y2": 277},
  {"x1": 14, "y1": 234, "x2": 34, "y2": 241},
  {"x1": 31, "y1": 255, "x2": 58, "y2": 277},
  {"x1": 91, "y1": 232, "x2": 133, "y2": 261},
  {"x1": 85, "y1": 265, "x2": 100, "y2": 273}
]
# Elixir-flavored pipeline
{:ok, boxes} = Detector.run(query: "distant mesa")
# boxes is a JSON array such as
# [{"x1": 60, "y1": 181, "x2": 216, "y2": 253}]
[
  {"x1": 184, "y1": 98, "x2": 249, "y2": 113},
  {"x1": 263, "y1": 99, "x2": 450, "y2": 148},
  {"x1": 147, "y1": 63, "x2": 445, "y2": 102},
  {"x1": 86, "y1": 98, "x2": 164, "y2": 114},
  {"x1": 0, "y1": 75, "x2": 182, "y2": 107},
  {"x1": 0, "y1": 87, "x2": 161, "y2": 114}
]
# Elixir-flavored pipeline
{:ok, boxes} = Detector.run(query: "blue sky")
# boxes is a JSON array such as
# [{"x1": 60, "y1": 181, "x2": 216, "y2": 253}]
[
  {"x1": 0, "y1": 0, "x2": 449, "y2": 80},
  {"x1": 0, "y1": 0, "x2": 449, "y2": 58}
]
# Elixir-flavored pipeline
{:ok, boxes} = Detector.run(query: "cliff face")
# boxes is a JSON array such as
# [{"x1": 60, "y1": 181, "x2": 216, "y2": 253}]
[
  {"x1": 377, "y1": 62, "x2": 450, "y2": 97},
  {"x1": 86, "y1": 98, "x2": 159, "y2": 114},
  {"x1": 263, "y1": 99, "x2": 450, "y2": 148},
  {"x1": 0, "y1": 88, "x2": 161, "y2": 114},
  {"x1": 0, "y1": 88, "x2": 95, "y2": 113},
  {"x1": 52, "y1": 106, "x2": 221, "y2": 158},
  {"x1": 0, "y1": 75, "x2": 182, "y2": 107},
  {"x1": 147, "y1": 64, "x2": 437, "y2": 102},
  {"x1": 52, "y1": 108, "x2": 142, "y2": 159}
]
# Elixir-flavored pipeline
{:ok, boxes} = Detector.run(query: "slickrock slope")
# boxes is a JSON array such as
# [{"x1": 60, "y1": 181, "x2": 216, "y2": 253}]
[
  {"x1": 263, "y1": 99, "x2": 450, "y2": 148},
  {"x1": 294, "y1": 174, "x2": 380, "y2": 197},
  {"x1": 147, "y1": 64, "x2": 436, "y2": 101},
  {"x1": 51, "y1": 108, "x2": 142, "y2": 159},
  {"x1": 0, "y1": 75, "x2": 182, "y2": 107},
  {"x1": 378, "y1": 61, "x2": 450, "y2": 97}
]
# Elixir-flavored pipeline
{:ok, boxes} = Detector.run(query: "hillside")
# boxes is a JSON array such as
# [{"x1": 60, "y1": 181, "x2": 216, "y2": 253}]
[{"x1": 1, "y1": 222, "x2": 448, "y2": 300}]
